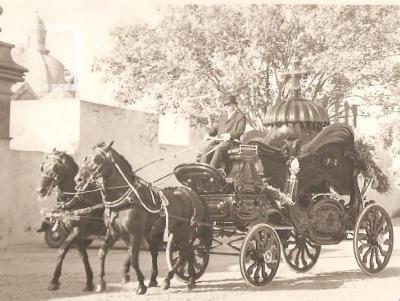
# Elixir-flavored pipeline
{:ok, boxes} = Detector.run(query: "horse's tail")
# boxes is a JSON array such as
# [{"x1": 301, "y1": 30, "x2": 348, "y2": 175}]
[
  {"x1": 198, "y1": 199, "x2": 213, "y2": 248},
  {"x1": 175, "y1": 187, "x2": 212, "y2": 248},
  {"x1": 182, "y1": 187, "x2": 213, "y2": 247}
]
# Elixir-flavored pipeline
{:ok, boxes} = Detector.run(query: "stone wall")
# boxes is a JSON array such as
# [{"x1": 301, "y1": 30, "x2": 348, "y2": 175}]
[{"x1": 0, "y1": 99, "x2": 203, "y2": 247}]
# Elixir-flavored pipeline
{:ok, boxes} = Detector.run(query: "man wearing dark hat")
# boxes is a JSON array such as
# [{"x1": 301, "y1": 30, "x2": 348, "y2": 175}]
[{"x1": 197, "y1": 95, "x2": 246, "y2": 169}]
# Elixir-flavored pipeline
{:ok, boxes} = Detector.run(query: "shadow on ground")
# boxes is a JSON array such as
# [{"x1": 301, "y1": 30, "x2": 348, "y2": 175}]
[{"x1": 179, "y1": 266, "x2": 400, "y2": 293}]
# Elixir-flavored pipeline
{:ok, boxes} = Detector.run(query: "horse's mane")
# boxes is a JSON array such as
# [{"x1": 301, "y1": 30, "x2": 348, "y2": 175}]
[
  {"x1": 53, "y1": 151, "x2": 79, "y2": 176},
  {"x1": 109, "y1": 147, "x2": 133, "y2": 173},
  {"x1": 63, "y1": 153, "x2": 79, "y2": 176}
]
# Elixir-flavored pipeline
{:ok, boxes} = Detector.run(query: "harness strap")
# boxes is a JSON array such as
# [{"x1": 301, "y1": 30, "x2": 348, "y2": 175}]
[
  {"x1": 73, "y1": 203, "x2": 105, "y2": 216},
  {"x1": 111, "y1": 156, "x2": 162, "y2": 214}
]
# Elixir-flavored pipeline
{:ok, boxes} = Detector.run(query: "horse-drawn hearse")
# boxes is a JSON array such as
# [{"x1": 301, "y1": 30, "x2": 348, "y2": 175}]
[
  {"x1": 37, "y1": 63, "x2": 393, "y2": 293},
  {"x1": 166, "y1": 69, "x2": 394, "y2": 287}
]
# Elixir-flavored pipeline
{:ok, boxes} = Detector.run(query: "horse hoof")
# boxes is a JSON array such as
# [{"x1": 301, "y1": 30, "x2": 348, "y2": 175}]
[
  {"x1": 83, "y1": 283, "x2": 94, "y2": 292},
  {"x1": 148, "y1": 280, "x2": 158, "y2": 287},
  {"x1": 188, "y1": 282, "x2": 196, "y2": 290},
  {"x1": 121, "y1": 275, "x2": 130, "y2": 285},
  {"x1": 161, "y1": 280, "x2": 170, "y2": 290},
  {"x1": 136, "y1": 285, "x2": 147, "y2": 295},
  {"x1": 48, "y1": 281, "x2": 60, "y2": 291},
  {"x1": 96, "y1": 281, "x2": 106, "y2": 292}
]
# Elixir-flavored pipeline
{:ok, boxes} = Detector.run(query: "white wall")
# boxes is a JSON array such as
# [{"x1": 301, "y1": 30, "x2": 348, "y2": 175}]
[{"x1": 10, "y1": 98, "x2": 80, "y2": 153}]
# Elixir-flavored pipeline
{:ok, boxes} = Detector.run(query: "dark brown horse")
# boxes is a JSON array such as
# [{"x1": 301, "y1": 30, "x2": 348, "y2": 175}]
[
  {"x1": 75, "y1": 142, "x2": 212, "y2": 294},
  {"x1": 37, "y1": 150, "x2": 106, "y2": 291}
]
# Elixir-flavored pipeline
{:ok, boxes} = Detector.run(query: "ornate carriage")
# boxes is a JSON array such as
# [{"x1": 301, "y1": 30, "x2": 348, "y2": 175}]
[{"x1": 167, "y1": 62, "x2": 394, "y2": 286}]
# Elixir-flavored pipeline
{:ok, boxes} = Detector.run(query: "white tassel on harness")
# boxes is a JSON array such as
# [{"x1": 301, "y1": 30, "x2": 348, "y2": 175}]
[{"x1": 158, "y1": 190, "x2": 170, "y2": 242}]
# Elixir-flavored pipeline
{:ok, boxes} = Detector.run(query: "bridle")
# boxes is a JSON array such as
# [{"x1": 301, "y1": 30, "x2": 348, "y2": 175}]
[
  {"x1": 81, "y1": 146, "x2": 165, "y2": 214},
  {"x1": 40, "y1": 154, "x2": 64, "y2": 197}
]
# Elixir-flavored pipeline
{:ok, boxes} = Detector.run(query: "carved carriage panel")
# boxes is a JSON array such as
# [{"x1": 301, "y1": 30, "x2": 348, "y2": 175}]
[{"x1": 306, "y1": 197, "x2": 346, "y2": 244}]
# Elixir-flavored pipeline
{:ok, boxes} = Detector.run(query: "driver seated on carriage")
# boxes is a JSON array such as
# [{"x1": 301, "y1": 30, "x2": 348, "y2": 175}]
[{"x1": 196, "y1": 95, "x2": 246, "y2": 173}]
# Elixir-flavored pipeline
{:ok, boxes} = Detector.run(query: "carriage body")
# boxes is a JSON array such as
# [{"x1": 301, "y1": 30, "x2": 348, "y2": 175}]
[
  {"x1": 172, "y1": 122, "x2": 393, "y2": 286},
  {"x1": 174, "y1": 144, "x2": 289, "y2": 232}
]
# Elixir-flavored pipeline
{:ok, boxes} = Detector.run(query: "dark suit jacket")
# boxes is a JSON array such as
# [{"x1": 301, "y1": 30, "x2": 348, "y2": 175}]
[{"x1": 209, "y1": 110, "x2": 246, "y2": 140}]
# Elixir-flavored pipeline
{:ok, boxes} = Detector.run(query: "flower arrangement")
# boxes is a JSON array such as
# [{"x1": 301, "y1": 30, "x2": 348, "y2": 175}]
[{"x1": 354, "y1": 137, "x2": 390, "y2": 194}]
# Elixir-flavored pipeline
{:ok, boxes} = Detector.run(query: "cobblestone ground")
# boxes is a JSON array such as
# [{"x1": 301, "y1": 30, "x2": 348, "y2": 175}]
[{"x1": 1, "y1": 228, "x2": 399, "y2": 301}]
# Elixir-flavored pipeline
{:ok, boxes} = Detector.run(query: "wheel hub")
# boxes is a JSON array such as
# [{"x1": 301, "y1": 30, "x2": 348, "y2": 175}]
[{"x1": 51, "y1": 232, "x2": 61, "y2": 239}]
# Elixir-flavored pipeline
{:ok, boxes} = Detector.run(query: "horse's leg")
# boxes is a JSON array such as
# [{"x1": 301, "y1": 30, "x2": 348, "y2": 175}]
[
  {"x1": 163, "y1": 225, "x2": 197, "y2": 290},
  {"x1": 121, "y1": 243, "x2": 131, "y2": 285},
  {"x1": 97, "y1": 229, "x2": 118, "y2": 292},
  {"x1": 48, "y1": 228, "x2": 79, "y2": 290},
  {"x1": 148, "y1": 236, "x2": 161, "y2": 288},
  {"x1": 130, "y1": 232, "x2": 147, "y2": 295},
  {"x1": 75, "y1": 237, "x2": 94, "y2": 291},
  {"x1": 161, "y1": 252, "x2": 184, "y2": 290}
]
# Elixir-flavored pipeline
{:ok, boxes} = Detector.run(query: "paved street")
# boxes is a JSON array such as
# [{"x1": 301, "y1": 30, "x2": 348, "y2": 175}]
[{"x1": 1, "y1": 228, "x2": 399, "y2": 301}]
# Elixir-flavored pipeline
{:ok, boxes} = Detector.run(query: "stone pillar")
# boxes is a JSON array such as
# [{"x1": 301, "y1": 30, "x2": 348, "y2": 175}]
[
  {"x1": 0, "y1": 7, "x2": 28, "y2": 247},
  {"x1": 0, "y1": 41, "x2": 28, "y2": 139}
]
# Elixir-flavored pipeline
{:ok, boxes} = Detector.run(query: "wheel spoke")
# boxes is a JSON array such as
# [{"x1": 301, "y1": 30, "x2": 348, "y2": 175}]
[
  {"x1": 369, "y1": 246, "x2": 375, "y2": 270},
  {"x1": 287, "y1": 245, "x2": 298, "y2": 261},
  {"x1": 178, "y1": 259, "x2": 187, "y2": 275},
  {"x1": 246, "y1": 261, "x2": 258, "y2": 277},
  {"x1": 362, "y1": 246, "x2": 372, "y2": 264},
  {"x1": 300, "y1": 247, "x2": 307, "y2": 267},
  {"x1": 358, "y1": 243, "x2": 370, "y2": 254},
  {"x1": 303, "y1": 243, "x2": 315, "y2": 260},
  {"x1": 375, "y1": 212, "x2": 385, "y2": 233},
  {"x1": 373, "y1": 210, "x2": 380, "y2": 233},
  {"x1": 294, "y1": 247, "x2": 301, "y2": 266},
  {"x1": 254, "y1": 264, "x2": 261, "y2": 281},
  {"x1": 381, "y1": 226, "x2": 389, "y2": 236},
  {"x1": 261, "y1": 261, "x2": 269, "y2": 279},
  {"x1": 377, "y1": 244, "x2": 388, "y2": 257},
  {"x1": 374, "y1": 246, "x2": 382, "y2": 266}
]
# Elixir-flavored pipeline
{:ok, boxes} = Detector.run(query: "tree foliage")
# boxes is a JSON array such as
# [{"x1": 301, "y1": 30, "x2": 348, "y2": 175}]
[{"x1": 98, "y1": 5, "x2": 400, "y2": 129}]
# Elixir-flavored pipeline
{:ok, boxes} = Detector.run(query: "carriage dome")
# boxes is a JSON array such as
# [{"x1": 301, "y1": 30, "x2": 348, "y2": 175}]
[
  {"x1": 264, "y1": 60, "x2": 330, "y2": 128},
  {"x1": 264, "y1": 95, "x2": 330, "y2": 127}
]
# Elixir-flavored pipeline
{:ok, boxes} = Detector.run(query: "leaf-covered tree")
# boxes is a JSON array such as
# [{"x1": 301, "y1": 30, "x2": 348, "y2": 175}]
[{"x1": 97, "y1": 5, "x2": 400, "y2": 129}]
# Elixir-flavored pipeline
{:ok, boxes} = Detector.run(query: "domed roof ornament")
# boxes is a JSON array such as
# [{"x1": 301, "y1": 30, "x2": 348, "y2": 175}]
[
  {"x1": 284, "y1": 58, "x2": 306, "y2": 98},
  {"x1": 264, "y1": 58, "x2": 330, "y2": 127},
  {"x1": 31, "y1": 11, "x2": 49, "y2": 55}
]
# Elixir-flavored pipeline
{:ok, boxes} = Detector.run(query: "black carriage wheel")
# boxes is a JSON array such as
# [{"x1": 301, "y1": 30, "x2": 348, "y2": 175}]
[
  {"x1": 282, "y1": 230, "x2": 321, "y2": 272},
  {"x1": 353, "y1": 204, "x2": 394, "y2": 275},
  {"x1": 166, "y1": 233, "x2": 210, "y2": 282},
  {"x1": 239, "y1": 224, "x2": 281, "y2": 287},
  {"x1": 44, "y1": 227, "x2": 68, "y2": 248}
]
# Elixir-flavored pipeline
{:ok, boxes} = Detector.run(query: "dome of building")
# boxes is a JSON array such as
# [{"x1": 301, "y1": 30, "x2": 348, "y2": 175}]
[{"x1": 12, "y1": 13, "x2": 74, "y2": 100}]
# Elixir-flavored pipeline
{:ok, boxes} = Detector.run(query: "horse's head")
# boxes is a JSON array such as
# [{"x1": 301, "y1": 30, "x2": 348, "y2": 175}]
[
  {"x1": 37, "y1": 148, "x2": 78, "y2": 197},
  {"x1": 75, "y1": 141, "x2": 116, "y2": 190}
]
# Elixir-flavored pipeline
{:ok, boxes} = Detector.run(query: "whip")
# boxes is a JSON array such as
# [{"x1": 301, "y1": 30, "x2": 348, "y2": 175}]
[{"x1": 133, "y1": 137, "x2": 209, "y2": 173}]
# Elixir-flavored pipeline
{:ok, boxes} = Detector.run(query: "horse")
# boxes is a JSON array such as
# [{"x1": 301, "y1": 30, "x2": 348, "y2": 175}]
[
  {"x1": 36, "y1": 149, "x2": 107, "y2": 291},
  {"x1": 74, "y1": 142, "x2": 212, "y2": 294}
]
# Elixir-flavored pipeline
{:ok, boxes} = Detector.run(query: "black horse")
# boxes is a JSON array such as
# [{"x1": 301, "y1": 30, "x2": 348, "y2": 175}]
[
  {"x1": 37, "y1": 150, "x2": 106, "y2": 291},
  {"x1": 75, "y1": 142, "x2": 212, "y2": 294}
]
